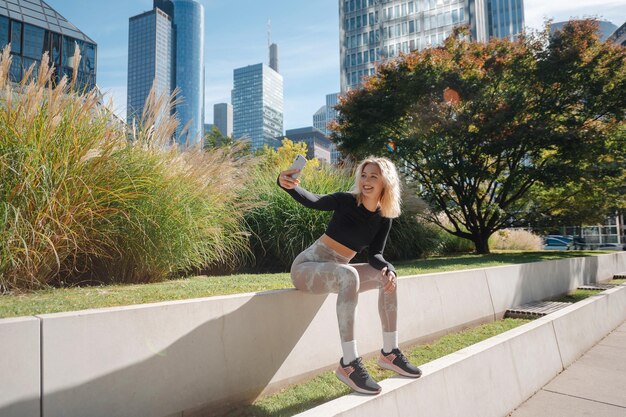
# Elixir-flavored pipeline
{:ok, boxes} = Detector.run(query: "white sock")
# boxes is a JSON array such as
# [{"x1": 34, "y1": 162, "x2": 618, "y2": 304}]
[
  {"x1": 383, "y1": 331, "x2": 398, "y2": 354},
  {"x1": 341, "y1": 340, "x2": 358, "y2": 365}
]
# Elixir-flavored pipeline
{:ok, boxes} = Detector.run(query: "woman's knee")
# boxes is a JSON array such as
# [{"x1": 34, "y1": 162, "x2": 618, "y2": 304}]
[{"x1": 337, "y1": 266, "x2": 360, "y2": 294}]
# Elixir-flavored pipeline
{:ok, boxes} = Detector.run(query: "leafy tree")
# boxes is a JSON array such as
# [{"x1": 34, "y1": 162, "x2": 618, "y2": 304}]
[
  {"x1": 203, "y1": 126, "x2": 230, "y2": 149},
  {"x1": 255, "y1": 138, "x2": 321, "y2": 173},
  {"x1": 520, "y1": 107, "x2": 626, "y2": 231},
  {"x1": 332, "y1": 21, "x2": 626, "y2": 253}
]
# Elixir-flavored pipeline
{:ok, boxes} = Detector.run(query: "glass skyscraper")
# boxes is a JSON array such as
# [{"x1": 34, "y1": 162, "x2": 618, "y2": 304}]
[
  {"x1": 213, "y1": 102, "x2": 233, "y2": 137},
  {"x1": 0, "y1": 0, "x2": 96, "y2": 91},
  {"x1": 313, "y1": 105, "x2": 327, "y2": 134},
  {"x1": 609, "y1": 21, "x2": 626, "y2": 46},
  {"x1": 312, "y1": 92, "x2": 342, "y2": 163},
  {"x1": 127, "y1": 0, "x2": 205, "y2": 147},
  {"x1": 339, "y1": 0, "x2": 524, "y2": 91},
  {"x1": 127, "y1": 7, "x2": 173, "y2": 127},
  {"x1": 171, "y1": 0, "x2": 204, "y2": 145},
  {"x1": 486, "y1": 0, "x2": 524, "y2": 39},
  {"x1": 284, "y1": 127, "x2": 333, "y2": 164},
  {"x1": 232, "y1": 63, "x2": 284, "y2": 151}
]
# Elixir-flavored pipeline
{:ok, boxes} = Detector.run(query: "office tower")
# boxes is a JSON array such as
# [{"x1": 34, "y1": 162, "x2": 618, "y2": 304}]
[
  {"x1": 551, "y1": 20, "x2": 618, "y2": 41},
  {"x1": 339, "y1": 0, "x2": 525, "y2": 92},
  {"x1": 127, "y1": 6, "x2": 173, "y2": 128},
  {"x1": 313, "y1": 105, "x2": 328, "y2": 134},
  {"x1": 128, "y1": 0, "x2": 205, "y2": 147},
  {"x1": 213, "y1": 103, "x2": 233, "y2": 137},
  {"x1": 269, "y1": 43, "x2": 279, "y2": 72},
  {"x1": 485, "y1": 0, "x2": 524, "y2": 39},
  {"x1": 0, "y1": 0, "x2": 96, "y2": 91},
  {"x1": 232, "y1": 60, "x2": 284, "y2": 151},
  {"x1": 325, "y1": 93, "x2": 341, "y2": 164},
  {"x1": 284, "y1": 127, "x2": 333, "y2": 164},
  {"x1": 609, "y1": 21, "x2": 626, "y2": 46},
  {"x1": 313, "y1": 92, "x2": 341, "y2": 136},
  {"x1": 325, "y1": 92, "x2": 340, "y2": 125},
  {"x1": 172, "y1": 0, "x2": 204, "y2": 145}
]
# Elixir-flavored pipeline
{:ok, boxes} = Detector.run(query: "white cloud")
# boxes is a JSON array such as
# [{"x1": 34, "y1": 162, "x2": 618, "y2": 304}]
[{"x1": 524, "y1": 0, "x2": 626, "y2": 30}]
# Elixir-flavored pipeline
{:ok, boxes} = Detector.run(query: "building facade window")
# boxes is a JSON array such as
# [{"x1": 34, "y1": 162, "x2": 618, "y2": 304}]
[{"x1": 0, "y1": 3, "x2": 96, "y2": 91}]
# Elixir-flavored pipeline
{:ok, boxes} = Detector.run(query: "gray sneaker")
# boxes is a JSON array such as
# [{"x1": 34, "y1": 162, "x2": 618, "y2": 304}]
[
  {"x1": 378, "y1": 348, "x2": 422, "y2": 378},
  {"x1": 335, "y1": 357, "x2": 382, "y2": 395}
]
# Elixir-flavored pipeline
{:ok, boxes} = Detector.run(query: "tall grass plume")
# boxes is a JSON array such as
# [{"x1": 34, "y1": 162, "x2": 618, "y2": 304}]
[{"x1": 0, "y1": 48, "x2": 255, "y2": 292}]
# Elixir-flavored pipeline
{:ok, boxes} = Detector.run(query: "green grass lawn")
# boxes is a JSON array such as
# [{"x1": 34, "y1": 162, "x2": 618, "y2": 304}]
[{"x1": 0, "y1": 251, "x2": 614, "y2": 319}]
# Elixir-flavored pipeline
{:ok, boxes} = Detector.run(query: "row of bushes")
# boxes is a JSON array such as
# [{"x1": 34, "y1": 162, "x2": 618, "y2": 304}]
[{"x1": 0, "y1": 51, "x2": 541, "y2": 292}]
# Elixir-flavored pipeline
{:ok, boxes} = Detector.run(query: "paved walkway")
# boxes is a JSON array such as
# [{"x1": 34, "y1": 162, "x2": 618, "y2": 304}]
[{"x1": 510, "y1": 321, "x2": 626, "y2": 417}]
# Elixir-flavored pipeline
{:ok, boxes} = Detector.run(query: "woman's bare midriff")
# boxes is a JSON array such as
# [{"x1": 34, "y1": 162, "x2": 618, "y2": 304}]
[{"x1": 320, "y1": 234, "x2": 357, "y2": 258}]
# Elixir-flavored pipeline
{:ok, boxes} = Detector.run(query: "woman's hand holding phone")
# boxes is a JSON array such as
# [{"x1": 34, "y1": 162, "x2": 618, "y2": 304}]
[
  {"x1": 278, "y1": 169, "x2": 301, "y2": 189},
  {"x1": 279, "y1": 154, "x2": 307, "y2": 189}
]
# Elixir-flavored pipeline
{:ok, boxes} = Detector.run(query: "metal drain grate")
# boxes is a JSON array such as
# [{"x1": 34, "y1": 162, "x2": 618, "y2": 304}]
[
  {"x1": 505, "y1": 301, "x2": 572, "y2": 319},
  {"x1": 578, "y1": 284, "x2": 619, "y2": 291}
]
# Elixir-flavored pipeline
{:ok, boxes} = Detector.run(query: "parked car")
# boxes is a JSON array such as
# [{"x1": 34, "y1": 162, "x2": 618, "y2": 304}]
[
  {"x1": 543, "y1": 235, "x2": 574, "y2": 251},
  {"x1": 597, "y1": 243, "x2": 625, "y2": 251}
]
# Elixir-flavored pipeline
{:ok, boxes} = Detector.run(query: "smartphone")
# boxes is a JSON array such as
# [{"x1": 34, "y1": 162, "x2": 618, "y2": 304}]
[{"x1": 288, "y1": 154, "x2": 307, "y2": 179}]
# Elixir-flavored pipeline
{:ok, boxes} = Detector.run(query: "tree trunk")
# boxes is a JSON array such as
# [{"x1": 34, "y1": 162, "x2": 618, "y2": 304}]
[{"x1": 473, "y1": 234, "x2": 491, "y2": 254}]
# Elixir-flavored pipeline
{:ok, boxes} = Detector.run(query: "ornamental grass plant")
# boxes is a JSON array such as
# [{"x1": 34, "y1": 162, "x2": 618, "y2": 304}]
[
  {"x1": 489, "y1": 228, "x2": 543, "y2": 251},
  {"x1": 244, "y1": 141, "x2": 354, "y2": 269},
  {"x1": 0, "y1": 48, "x2": 255, "y2": 292}
]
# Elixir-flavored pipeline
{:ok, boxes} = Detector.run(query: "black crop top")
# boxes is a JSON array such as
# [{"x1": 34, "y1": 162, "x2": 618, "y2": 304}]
[{"x1": 278, "y1": 178, "x2": 395, "y2": 274}]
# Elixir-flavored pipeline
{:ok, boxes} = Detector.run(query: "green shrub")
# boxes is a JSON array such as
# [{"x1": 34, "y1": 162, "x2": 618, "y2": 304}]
[
  {"x1": 0, "y1": 50, "x2": 254, "y2": 291},
  {"x1": 435, "y1": 230, "x2": 476, "y2": 254},
  {"x1": 424, "y1": 214, "x2": 476, "y2": 254},
  {"x1": 385, "y1": 215, "x2": 444, "y2": 260},
  {"x1": 245, "y1": 150, "x2": 354, "y2": 269}
]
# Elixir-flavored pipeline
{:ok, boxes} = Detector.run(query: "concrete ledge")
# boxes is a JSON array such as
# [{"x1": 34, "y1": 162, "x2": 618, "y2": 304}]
[
  {"x1": 295, "y1": 284, "x2": 626, "y2": 417},
  {"x1": 550, "y1": 285, "x2": 626, "y2": 367},
  {"x1": 0, "y1": 316, "x2": 40, "y2": 417},
  {"x1": 614, "y1": 251, "x2": 626, "y2": 274},
  {"x1": 0, "y1": 252, "x2": 624, "y2": 417}
]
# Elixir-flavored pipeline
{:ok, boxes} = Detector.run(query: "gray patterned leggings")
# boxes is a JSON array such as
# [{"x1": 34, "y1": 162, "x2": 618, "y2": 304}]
[{"x1": 290, "y1": 238, "x2": 397, "y2": 342}]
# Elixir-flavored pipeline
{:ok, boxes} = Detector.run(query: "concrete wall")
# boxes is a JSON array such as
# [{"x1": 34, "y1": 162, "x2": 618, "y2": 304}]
[
  {"x1": 0, "y1": 252, "x2": 623, "y2": 417},
  {"x1": 0, "y1": 317, "x2": 40, "y2": 417},
  {"x1": 295, "y1": 284, "x2": 626, "y2": 417}
]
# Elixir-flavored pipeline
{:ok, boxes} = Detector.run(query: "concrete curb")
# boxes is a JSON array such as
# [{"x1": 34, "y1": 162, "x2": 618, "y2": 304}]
[
  {"x1": 0, "y1": 252, "x2": 624, "y2": 417},
  {"x1": 294, "y1": 284, "x2": 626, "y2": 417},
  {"x1": 0, "y1": 316, "x2": 40, "y2": 417}
]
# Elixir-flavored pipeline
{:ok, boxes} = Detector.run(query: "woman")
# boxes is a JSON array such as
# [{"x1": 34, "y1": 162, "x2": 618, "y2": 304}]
[{"x1": 277, "y1": 157, "x2": 421, "y2": 395}]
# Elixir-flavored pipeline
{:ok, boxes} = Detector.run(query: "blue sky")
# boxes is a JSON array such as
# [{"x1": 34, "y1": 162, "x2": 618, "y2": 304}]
[{"x1": 48, "y1": 0, "x2": 624, "y2": 130}]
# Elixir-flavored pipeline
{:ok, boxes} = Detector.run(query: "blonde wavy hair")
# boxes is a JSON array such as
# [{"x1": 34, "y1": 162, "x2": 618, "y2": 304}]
[{"x1": 350, "y1": 157, "x2": 401, "y2": 218}]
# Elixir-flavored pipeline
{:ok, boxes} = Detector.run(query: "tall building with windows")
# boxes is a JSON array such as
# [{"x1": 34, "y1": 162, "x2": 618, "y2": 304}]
[
  {"x1": 283, "y1": 127, "x2": 333, "y2": 164},
  {"x1": 312, "y1": 92, "x2": 342, "y2": 163},
  {"x1": 127, "y1": 7, "x2": 173, "y2": 128},
  {"x1": 127, "y1": 0, "x2": 204, "y2": 147},
  {"x1": 326, "y1": 93, "x2": 341, "y2": 164},
  {"x1": 0, "y1": 0, "x2": 96, "y2": 90},
  {"x1": 171, "y1": 0, "x2": 204, "y2": 145},
  {"x1": 339, "y1": 0, "x2": 524, "y2": 92},
  {"x1": 232, "y1": 62, "x2": 284, "y2": 151},
  {"x1": 213, "y1": 102, "x2": 233, "y2": 137},
  {"x1": 313, "y1": 105, "x2": 328, "y2": 134},
  {"x1": 609, "y1": 21, "x2": 626, "y2": 46},
  {"x1": 486, "y1": 0, "x2": 524, "y2": 39},
  {"x1": 551, "y1": 20, "x2": 617, "y2": 41}
]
